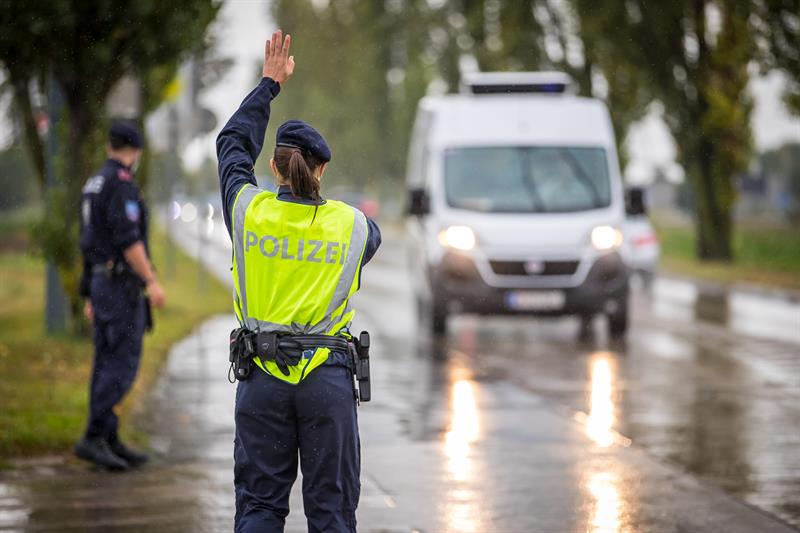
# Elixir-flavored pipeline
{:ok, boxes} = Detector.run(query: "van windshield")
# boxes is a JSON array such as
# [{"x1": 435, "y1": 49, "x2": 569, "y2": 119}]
[{"x1": 444, "y1": 146, "x2": 611, "y2": 213}]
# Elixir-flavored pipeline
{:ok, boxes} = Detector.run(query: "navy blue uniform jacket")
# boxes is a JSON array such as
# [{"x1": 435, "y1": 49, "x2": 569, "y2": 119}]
[
  {"x1": 216, "y1": 77, "x2": 381, "y2": 272},
  {"x1": 79, "y1": 159, "x2": 149, "y2": 298}
]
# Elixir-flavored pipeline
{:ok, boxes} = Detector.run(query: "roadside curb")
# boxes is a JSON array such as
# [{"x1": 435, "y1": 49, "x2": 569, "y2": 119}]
[{"x1": 658, "y1": 271, "x2": 800, "y2": 303}]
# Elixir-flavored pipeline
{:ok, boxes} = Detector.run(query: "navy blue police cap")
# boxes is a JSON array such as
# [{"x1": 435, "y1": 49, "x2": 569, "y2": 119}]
[
  {"x1": 276, "y1": 120, "x2": 331, "y2": 162},
  {"x1": 109, "y1": 120, "x2": 144, "y2": 149}
]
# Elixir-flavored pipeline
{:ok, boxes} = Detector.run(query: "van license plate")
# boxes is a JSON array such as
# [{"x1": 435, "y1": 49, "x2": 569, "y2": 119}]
[{"x1": 506, "y1": 290, "x2": 565, "y2": 311}]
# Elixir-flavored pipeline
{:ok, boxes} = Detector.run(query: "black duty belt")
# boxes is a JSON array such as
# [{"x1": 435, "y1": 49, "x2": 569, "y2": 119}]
[
  {"x1": 91, "y1": 260, "x2": 138, "y2": 280},
  {"x1": 91, "y1": 262, "x2": 115, "y2": 275},
  {"x1": 229, "y1": 329, "x2": 352, "y2": 381},
  {"x1": 228, "y1": 328, "x2": 371, "y2": 402},
  {"x1": 276, "y1": 334, "x2": 351, "y2": 358},
  {"x1": 89, "y1": 260, "x2": 153, "y2": 331}
]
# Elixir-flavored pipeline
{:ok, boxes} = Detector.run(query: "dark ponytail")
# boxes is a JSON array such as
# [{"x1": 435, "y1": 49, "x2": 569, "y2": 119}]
[
  {"x1": 274, "y1": 145, "x2": 322, "y2": 201},
  {"x1": 274, "y1": 145, "x2": 324, "y2": 224}
]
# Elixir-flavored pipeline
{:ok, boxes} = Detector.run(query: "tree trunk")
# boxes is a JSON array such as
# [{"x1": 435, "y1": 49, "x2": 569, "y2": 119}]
[
  {"x1": 53, "y1": 92, "x2": 102, "y2": 328},
  {"x1": 10, "y1": 75, "x2": 47, "y2": 190},
  {"x1": 692, "y1": 137, "x2": 733, "y2": 261},
  {"x1": 688, "y1": 0, "x2": 749, "y2": 263}
]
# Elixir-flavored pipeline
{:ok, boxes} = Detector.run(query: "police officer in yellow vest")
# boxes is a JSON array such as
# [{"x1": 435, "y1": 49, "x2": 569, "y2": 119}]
[{"x1": 216, "y1": 31, "x2": 381, "y2": 532}]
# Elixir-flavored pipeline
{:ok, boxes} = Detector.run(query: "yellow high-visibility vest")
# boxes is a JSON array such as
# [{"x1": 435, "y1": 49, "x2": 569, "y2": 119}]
[{"x1": 231, "y1": 185, "x2": 369, "y2": 383}]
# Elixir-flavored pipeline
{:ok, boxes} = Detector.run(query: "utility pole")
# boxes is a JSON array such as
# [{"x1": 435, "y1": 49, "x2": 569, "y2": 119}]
[
  {"x1": 44, "y1": 73, "x2": 68, "y2": 333},
  {"x1": 165, "y1": 103, "x2": 179, "y2": 278}
]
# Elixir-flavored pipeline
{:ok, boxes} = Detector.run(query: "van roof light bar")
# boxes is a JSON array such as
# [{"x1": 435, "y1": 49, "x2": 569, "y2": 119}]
[{"x1": 460, "y1": 71, "x2": 575, "y2": 95}]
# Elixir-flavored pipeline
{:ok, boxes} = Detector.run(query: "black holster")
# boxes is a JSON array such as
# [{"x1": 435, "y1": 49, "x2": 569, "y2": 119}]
[
  {"x1": 110, "y1": 260, "x2": 145, "y2": 302},
  {"x1": 229, "y1": 328, "x2": 256, "y2": 382},
  {"x1": 93, "y1": 259, "x2": 154, "y2": 331},
  {"x1": 113, "y1": 261, "x2": 153, "y2": 332},
  {"x1": 350, "y1": 331, "x2": 371, "y2": 403},
  {"x1": 144, "y1": 296, "x2": 153, "y2": 332}
]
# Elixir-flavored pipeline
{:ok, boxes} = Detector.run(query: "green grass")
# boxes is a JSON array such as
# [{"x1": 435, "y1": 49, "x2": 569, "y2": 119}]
[
  {"x1": 0, "y1": 224, "x2": 231, "y2": 458},
  {"x1": 655, "y1": 222, "x2": 800, "y2": 291}
]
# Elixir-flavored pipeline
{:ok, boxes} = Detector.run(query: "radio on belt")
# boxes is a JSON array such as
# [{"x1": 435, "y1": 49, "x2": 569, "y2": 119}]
[{"x1": 355, "y1": 331, "x2": 371, "y2": 402}]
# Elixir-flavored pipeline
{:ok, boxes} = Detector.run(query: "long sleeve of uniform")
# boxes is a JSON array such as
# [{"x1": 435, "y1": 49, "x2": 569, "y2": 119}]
[
  {"x1": 363, "y1": 217, "x2": 382, "y2": 266},
  {"x1": 216, "y1": 77, "x2": 281, "y2": 236},
  {"x1": 106, "y1": 182, "x2": 143, "y2": 251},
  {"x1": 355, "y1": 216, "x2": 382, "y2": 288}
]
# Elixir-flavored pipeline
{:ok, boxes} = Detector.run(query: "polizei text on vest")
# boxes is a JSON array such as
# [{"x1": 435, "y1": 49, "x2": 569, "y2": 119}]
[{"x1": 244, "y1": 231, "x2": 349, "y2": 265}]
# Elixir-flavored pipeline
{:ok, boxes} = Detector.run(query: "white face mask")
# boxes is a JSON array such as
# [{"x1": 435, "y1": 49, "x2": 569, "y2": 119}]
[{"x1": 131, "y1": 156, "x2": 141, "y2": 173}]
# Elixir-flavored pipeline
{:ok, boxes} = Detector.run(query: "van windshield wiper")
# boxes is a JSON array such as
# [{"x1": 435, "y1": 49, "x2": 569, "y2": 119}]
[
  {"x1": 520, "y1": 150, "x2": 544, "y2": 212},
  {"x1": 558, "y1": 148, "x2": 601, "y2": 207}
]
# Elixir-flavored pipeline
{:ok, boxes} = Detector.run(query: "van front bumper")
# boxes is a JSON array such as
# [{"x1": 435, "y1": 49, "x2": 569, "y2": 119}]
[{"x1": 431, "y1": 251, "x2": 629, "y2": 316}]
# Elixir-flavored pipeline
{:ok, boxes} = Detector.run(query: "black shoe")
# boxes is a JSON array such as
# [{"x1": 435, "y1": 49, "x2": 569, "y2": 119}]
[
  {"x1": 110, "y1": 440, "x2": 149, "y2": 467},
  {"x1": 74, "y1": 437, "x2": 129, "y2": 471}
]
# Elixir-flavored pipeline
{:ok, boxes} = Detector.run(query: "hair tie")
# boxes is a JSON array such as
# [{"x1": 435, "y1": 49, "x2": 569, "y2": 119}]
[{"x1": 277, "y1": 142, "x2": 309, "y2": 156}]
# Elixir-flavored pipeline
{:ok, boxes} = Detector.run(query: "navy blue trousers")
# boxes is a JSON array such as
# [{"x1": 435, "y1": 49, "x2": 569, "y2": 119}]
[
  {"x1": 85, "y1": 275, "x2": 145, "y2": 442},
  {"x1": 234, "y1": 363, "x2": 360, "y2": 533}
]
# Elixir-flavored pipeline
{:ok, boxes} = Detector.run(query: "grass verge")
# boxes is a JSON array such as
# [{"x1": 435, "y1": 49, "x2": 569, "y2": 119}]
[
  {"x1": 0, "y1": 223, "x2": 231, "y2": 458},
  {"x1": 655, "y1": 222, "x2": 800, "y2": 291}
]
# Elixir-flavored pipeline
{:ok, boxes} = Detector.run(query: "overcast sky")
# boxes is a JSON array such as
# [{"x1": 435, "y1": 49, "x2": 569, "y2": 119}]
[{"x1": 201, "y1": 1, "x2": 272, "y2": 128}]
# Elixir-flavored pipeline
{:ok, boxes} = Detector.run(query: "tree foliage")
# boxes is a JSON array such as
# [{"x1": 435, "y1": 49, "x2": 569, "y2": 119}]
[
  {"x1": 0, "y1": 0, "x2": 220, "y2": 323},
  {"x1": 754, "y1": 0, "x2": 800, "y2": 113},
  {"x1": 571, "y1": 0, "x2": 798, "y2": 260},
  {"x1": 269, "y1": 1, "x2": 661, "y2": 192}
]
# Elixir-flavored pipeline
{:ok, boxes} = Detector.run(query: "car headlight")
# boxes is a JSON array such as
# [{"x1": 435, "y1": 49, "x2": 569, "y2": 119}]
[
  {"x1": 438, "y1": 225, "x2": 476, "y2": 251},
  {"x1": 591, "y1": 225, "x2": 623, "y2": 250}
]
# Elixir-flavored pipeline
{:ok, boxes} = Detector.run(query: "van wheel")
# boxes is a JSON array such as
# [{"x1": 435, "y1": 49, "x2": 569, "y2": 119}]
[
  {"x1": 416, "y1": 295, "x2": 448, "y2": 336},
  {"x1": 428, "y1": 296, "x2": 447, "y2": 335},
  {"x1": 607, "y1": 299, "x2": 628, "y2": 338},
  {"x1": 431, "y1": 302, "x2": 448, "y2": 336},
  {"x1": 578, "y1": 314, "x2": 594, "y2": 340}
]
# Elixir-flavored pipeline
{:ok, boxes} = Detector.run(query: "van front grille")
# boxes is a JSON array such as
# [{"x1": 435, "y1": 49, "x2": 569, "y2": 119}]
[{"x1": 489, "y1": 260, "x2": 579, "y2": 276}]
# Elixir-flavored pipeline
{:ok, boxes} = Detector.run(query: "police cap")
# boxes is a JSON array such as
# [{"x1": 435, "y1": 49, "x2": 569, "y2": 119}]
[
  {"x1": 109, "y1": 120, "x2": 143, "y2": 149},
  {"x1": 276, "y1": 120, "x2": 331, "y2": 162}
]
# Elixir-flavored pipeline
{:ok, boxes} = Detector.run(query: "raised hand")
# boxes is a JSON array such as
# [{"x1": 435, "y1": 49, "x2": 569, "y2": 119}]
[{"x1": 262, "y1": 30, "x2": 295, "y2": 85}]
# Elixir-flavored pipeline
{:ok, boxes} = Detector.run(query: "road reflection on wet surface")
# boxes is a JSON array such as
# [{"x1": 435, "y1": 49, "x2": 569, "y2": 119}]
[
  {"x1": 584, "y1": 353, "x2": 618, "y2": 448},
  {"x1": 426, "y1": 279, "x2": 800, "y2": 529},
  {"x1": 585, "y1": 469, "x2": 623, "y2": 533},
  {"x1": 442, "y1": 366, "x2": 481, "y2": 533},
  {"x1": 357, "y1": 230, "x2": 800, "y2": 531},
  {"x1": 582, "y1": 355, "x2": 631, "y2": 533}
]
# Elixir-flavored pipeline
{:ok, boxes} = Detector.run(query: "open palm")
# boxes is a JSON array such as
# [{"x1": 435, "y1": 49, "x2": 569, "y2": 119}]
[{"x1": 262, "y1": 30, "x2": 295, "y2": 84}]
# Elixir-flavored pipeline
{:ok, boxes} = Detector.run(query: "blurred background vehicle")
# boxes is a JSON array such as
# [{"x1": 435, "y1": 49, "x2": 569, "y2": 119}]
[
  {"x1": 326, "y1": 185, "x2": 381, "y2": 219},
  {"x1": 406, "y1": 72, "x2": 631, "y2": 338},
  {"x1": 621, "y1": 187, "x2": 660, "y2": 286}
]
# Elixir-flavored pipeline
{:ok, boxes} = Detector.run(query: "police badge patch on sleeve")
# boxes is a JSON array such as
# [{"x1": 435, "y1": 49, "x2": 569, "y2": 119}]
[{"x1": 125, "y1": 200, "x2": 140, "y2": 222}]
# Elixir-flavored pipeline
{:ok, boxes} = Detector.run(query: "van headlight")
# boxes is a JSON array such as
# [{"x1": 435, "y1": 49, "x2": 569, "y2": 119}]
[
  {"x1": 438, "y1": 225, "x2": 476, "y2": 251},
  {"x1": 590, "y1": 225, "x2": 623, "y2": 250}
]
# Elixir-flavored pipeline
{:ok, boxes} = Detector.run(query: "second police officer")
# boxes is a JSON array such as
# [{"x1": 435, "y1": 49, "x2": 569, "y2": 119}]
[
  {"x1": 75, "y1": 121, "x2": 166, "y2": 471},
  {"x1": 217, "y1": 31, "x2": 381, "y2": 532}
]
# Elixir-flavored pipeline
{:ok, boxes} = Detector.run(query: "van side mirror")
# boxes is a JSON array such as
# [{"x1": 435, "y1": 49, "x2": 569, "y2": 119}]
[
  {"x1": 625, "y1": 187, "x2": 647, "y2": 216},
  {"x1": 407, "y1": 188, "x2": 430, "y2": 216}
]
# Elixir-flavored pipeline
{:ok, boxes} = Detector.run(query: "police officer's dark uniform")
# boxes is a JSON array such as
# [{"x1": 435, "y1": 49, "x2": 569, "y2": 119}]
[
  {"x1": 217, "y1": 74, "x2": 381, "y2": 531},
  {"x1": 74, "y1": 122, "x2": 151, "y2": 470}
]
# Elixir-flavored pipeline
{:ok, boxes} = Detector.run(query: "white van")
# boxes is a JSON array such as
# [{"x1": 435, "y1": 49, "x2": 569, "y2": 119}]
[{"x1": 406, "y1": 72, "x2": 634, "y2": 337}]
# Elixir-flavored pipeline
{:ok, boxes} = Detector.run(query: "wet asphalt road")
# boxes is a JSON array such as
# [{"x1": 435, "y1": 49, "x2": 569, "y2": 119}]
[{"x1": 0, "y1": 217, "x2": 798, "y2": 532}]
